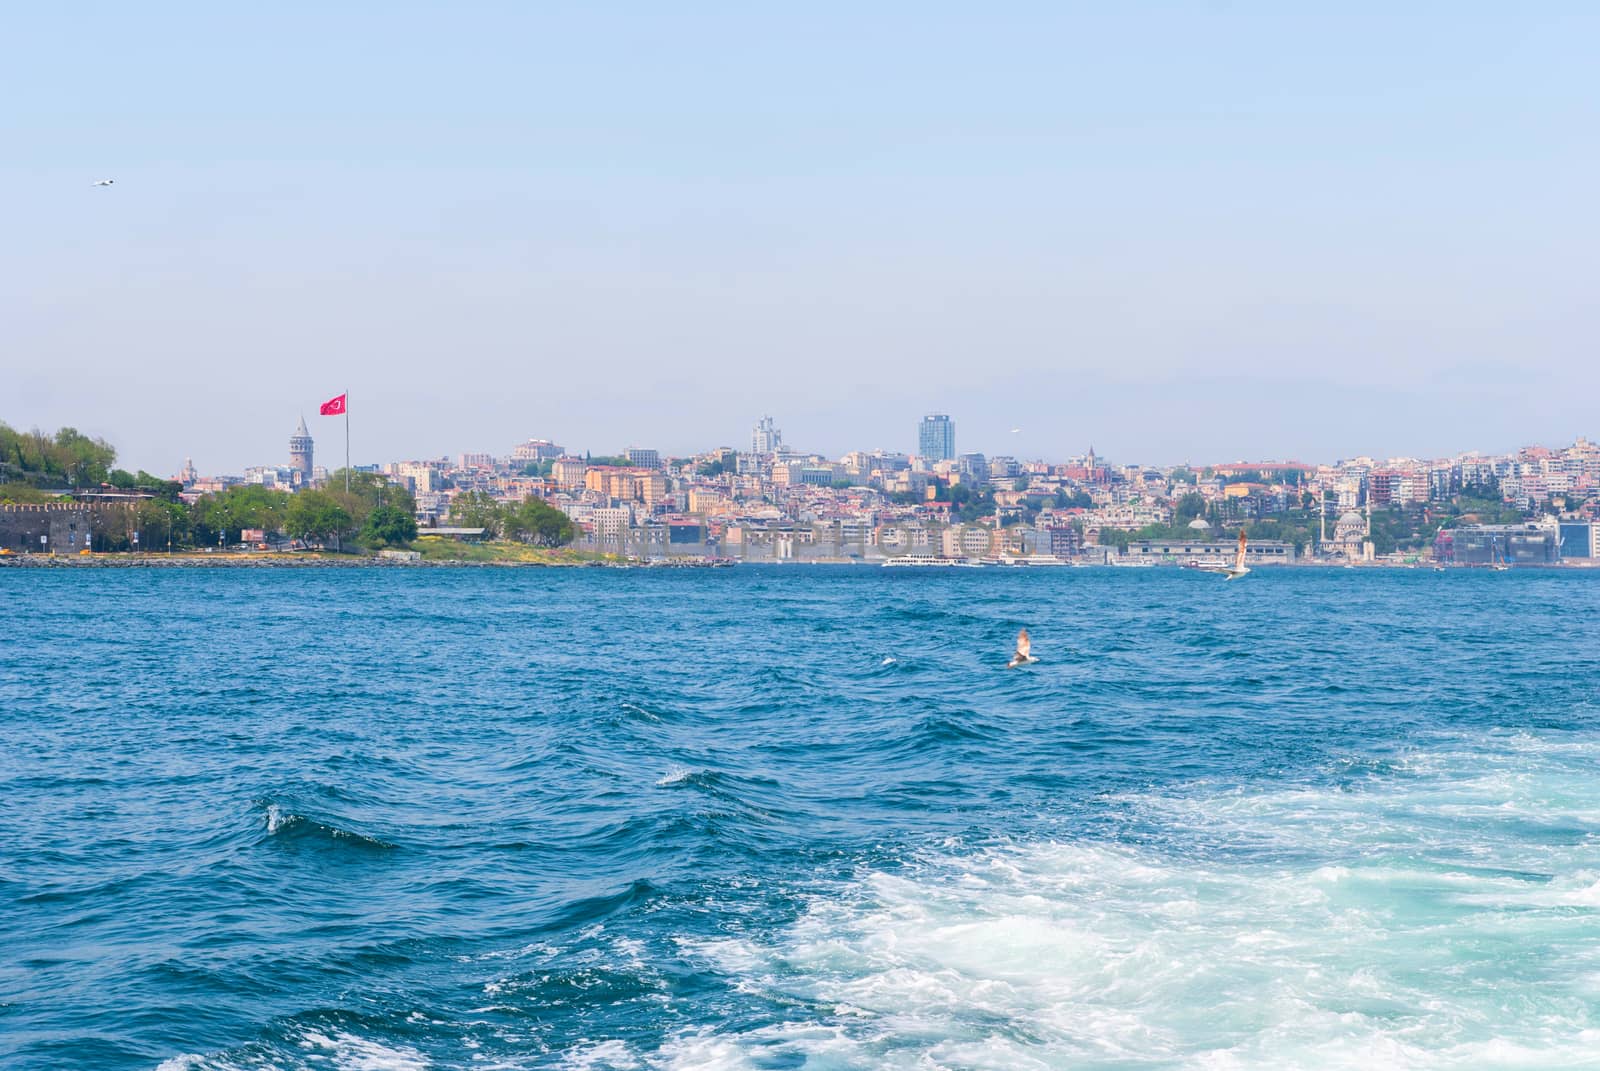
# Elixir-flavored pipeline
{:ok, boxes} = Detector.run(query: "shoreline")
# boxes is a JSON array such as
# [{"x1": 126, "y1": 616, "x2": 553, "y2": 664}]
[
  {"x1": 2, "y1": 553, "x2": 1593, "y2": 571},
  {"x1": 0, "y1": 552, "x2": 586, "y2": 568}
]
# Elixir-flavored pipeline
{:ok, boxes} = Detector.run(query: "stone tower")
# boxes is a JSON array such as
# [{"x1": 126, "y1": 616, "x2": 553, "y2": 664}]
[{"x1": 289, "y1": 416, "x2": 314, "y2": 487}]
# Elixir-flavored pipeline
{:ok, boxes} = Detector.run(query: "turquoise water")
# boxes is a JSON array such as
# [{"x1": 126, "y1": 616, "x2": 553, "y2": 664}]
[{"x1": 3, "y1": 566, "x2": 1599, "y2": 1069}]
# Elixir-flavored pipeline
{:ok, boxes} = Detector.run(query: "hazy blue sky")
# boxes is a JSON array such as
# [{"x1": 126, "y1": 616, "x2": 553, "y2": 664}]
[{"x1": 5, "y1": 2, "x2": 1596, "y2": 474}]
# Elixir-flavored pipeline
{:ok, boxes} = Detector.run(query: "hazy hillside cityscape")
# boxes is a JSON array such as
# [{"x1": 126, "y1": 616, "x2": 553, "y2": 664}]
[{"x1": 4, "y1": 412, "x2": 1597, "y2": 566}]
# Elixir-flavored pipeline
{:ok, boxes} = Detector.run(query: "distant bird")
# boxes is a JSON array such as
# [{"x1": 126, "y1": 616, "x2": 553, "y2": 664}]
[
  {"x1": 91, "y1": 179, "x2": 114, "y2": 187},
  {"x1": 1198, "y1": 530, "x2": 1252, "y2": 581},
  {"x1": 1010, "y1": 427, "x2": 1022, "y2": 434},
  {"x1": 1007, "y1": 628, "x2": 1038, "y2": 668}
]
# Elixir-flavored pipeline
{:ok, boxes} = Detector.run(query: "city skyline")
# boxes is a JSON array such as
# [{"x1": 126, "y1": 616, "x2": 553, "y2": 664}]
[
  {"x1": 7, "y1": 399, "x2": 1597, "y2": 485},
  {"x1": 31, "y1": 404, "x2": 1584, "y2": 506},
  {"x1": 10, "y1": 407, "x2": 1590, "y2": 566}
]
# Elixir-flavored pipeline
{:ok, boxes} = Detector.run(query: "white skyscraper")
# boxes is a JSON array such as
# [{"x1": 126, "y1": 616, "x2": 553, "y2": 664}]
[{"x1": 752, "y1": 416, "x2": 781, "y2": 455}]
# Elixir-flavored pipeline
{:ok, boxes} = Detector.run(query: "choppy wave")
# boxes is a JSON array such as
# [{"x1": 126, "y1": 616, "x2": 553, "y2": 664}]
[
  {"x1": 4, "y1": 566, "x2": 1599, "y2": 1070},
  {"x1": 260, "y1": 801, "x2": 397, "y2": 852},
  {"x1": 156, "y1": 1028, "x2": 430, "y2": 1071}
]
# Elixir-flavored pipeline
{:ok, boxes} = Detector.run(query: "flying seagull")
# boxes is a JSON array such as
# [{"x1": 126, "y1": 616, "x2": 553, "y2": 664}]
[
  {"x1": 91, "y1": 179, "x2": 114, "y2": 187},
  {"x1": 1010, "y1": 427, "x2": 1022, "y2": 434},
  {"x1": 1007, "y1": 628, "x2": 1038, "y2": 668},
  {"x1": 1198, "y1": 530, "x2": 1252, "y2": 581}
]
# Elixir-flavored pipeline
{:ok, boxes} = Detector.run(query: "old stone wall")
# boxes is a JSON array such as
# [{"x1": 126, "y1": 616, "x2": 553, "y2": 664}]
[{"x1": 0, "y1": 503, "x2": 138, "y2": 552}]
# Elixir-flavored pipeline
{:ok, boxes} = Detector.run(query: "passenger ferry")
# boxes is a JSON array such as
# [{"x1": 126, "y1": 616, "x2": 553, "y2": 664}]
[
  {"x1": 881, "y1": 554, "x2": 978, "y2": 568},
  {"x1": 979, "y1": 555, "x2": 1074, "y2": 567}
]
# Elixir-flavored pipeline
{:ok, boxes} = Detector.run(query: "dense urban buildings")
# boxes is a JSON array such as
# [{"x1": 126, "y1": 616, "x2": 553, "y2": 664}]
[{"x1": 28, "y1": 413, "x2": 1595, "y2": 564}]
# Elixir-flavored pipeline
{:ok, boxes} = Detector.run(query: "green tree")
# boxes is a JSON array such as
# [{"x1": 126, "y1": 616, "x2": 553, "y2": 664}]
[
  {"x1": 220, "y1": 485, "x2": 290, "y2": 531},
  {"x1": 134, "y1": 499, "x2": 191, "y2": 549},
  {"x1": 360, "y1": 505, "x2": 418, "y2": 548},
  {"x1": 1174, "y1": 492, "x2": 1207, "y2": 526},
  {"x1": 187, "y1": 485, "x2": 288, "y2": 545},
  {"x1": 285, "y1": 490, "x2": 355, "y2": 549},
  {"x1": 950, "y1": 484, "x2": 998, "y2": 523},
  {"x1": 0, "y1": 422, "x2": 116, "y2": 487},
  {"x1": 449, "y1": 491, "x2": 504, "y2": 536},
  {"x1": 0, "y1": 483, "x2": 57, "y2": 504},
  {"x1": 323, "y1": 470, "x2": 417, "y2": 532},
  {"x1": 507, "y1": 495, "x2": 575, "y2": 547},
  {"x1": 52, "y1": 427, "x2": 117, "y2": 486},
  {"x1": 1098, "y1": 527, "x2": 1134, "y2": 551}
]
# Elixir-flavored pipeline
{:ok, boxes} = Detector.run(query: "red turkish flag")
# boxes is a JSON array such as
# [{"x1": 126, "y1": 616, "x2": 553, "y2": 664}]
[{"x1": 319, "y1": 393, "x2": 347, "y2": 416}]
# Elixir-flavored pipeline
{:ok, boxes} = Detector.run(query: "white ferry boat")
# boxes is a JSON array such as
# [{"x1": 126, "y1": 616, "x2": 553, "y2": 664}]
[
  {"x1": 881, "y1": 554, "x2": 978, "y2": 568},
  {"x1": 980, "y1": 555, "x2": 1075, "y2": 567}
]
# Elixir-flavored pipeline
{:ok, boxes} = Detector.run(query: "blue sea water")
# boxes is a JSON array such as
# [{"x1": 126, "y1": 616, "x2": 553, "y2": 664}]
[{"x1": 3, "y1": 565, "x2": 1599, "y2": 1070}]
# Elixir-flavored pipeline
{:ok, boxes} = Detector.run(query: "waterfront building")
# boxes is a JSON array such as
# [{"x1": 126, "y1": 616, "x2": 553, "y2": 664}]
[
  {"x1": 1046, "y1": 525, "x2": 1082, "y2": 558},
  {"x1": 1124, "y1": 539, "x2": 1297, "y2": 564},
  {"x1": 288, "y1": 417, "x2": 313, "y2": 487},
  {"x1": 587, "y1": 506, "x2": 634, "y2": 546},
  {"x1": 942, "y1": 524, "x2": 997, "y2": 558},
  {"x1": 919, "y1": 414, "x2": 956, "y2": 461},
  {"x1": 1558, "y1": 521, "x2": 1597, "y2": 559},
  {"x1": 1435, "y1": 523, "x2": 1559, "y2": 565},
  {"x1": 1329, "y1": 509, "x2": 1368, "y2": 559}
]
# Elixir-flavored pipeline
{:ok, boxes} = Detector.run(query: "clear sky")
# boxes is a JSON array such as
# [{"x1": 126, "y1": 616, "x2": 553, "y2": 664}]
[{"x1": 5, "y1": 2, "x2": 1596, "y2": 474}]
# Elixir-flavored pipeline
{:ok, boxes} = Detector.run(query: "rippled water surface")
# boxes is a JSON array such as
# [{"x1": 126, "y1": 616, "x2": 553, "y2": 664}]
[{"x1": 4, "y1": 566, "x2": 1599, "y2": 1070}]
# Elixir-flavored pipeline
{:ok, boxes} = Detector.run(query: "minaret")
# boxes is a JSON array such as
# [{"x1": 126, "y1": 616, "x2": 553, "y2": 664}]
[{"x1": 289, "y1": 416, "x2": 314, "y2": 487}]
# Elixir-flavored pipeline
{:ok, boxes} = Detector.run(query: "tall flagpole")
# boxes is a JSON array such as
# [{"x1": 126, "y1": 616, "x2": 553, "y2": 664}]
[{"x1": 344, "y1": 388, "x2": 350, "y2": 493}]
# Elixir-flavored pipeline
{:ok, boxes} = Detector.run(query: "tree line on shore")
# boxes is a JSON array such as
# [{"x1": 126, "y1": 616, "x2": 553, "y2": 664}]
[
  {"x1": 1, "y1": 421, "x2": 574, "y2": 552},
  {"x1": 441, "y1": 491, "x2": 575, "y2": 547}
]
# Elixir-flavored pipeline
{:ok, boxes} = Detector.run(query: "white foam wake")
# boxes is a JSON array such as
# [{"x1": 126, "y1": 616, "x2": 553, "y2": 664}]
[
  {"x1": 156, "y1": 1029, "x2": 430, "y2": 1071},
  {"x1": 654, "y1": 731, "x2": 1600, "y2": 1069}
]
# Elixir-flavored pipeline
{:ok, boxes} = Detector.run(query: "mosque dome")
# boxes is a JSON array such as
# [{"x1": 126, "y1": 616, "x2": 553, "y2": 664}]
[{"x1": 1187, "y1": 517, "x2": 1212, "y2": 530}]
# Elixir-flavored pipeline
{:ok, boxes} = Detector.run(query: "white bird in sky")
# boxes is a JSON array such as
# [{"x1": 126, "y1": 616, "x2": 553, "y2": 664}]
[
  {"x1": 91, "y1": 179, "x2": 114, "y2": 187},
  {"x1": 1010, "y1": 427, "x2": 1022, "y2": 434}
]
